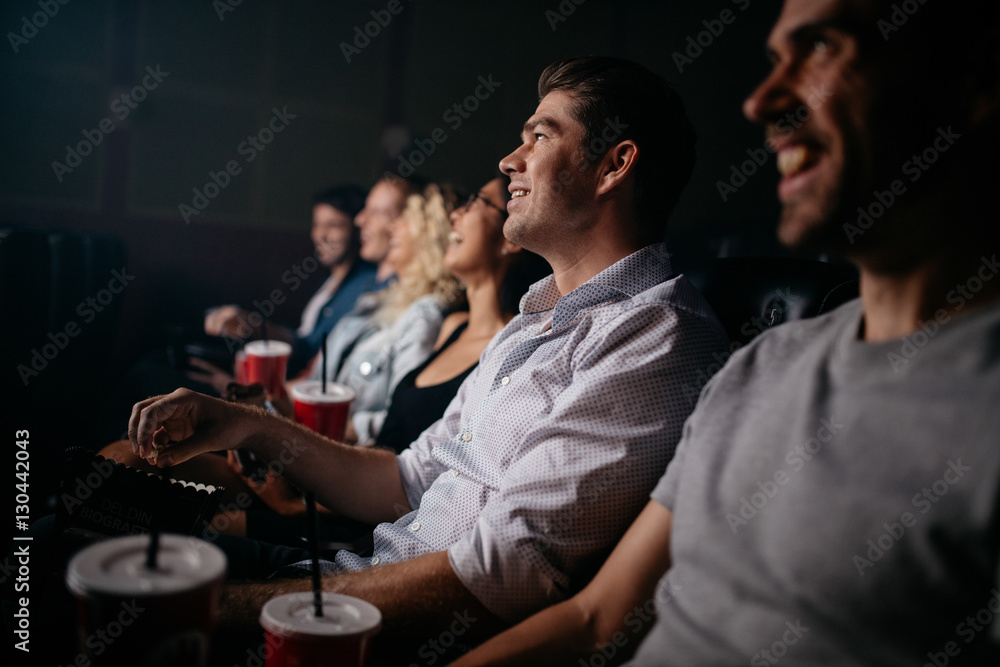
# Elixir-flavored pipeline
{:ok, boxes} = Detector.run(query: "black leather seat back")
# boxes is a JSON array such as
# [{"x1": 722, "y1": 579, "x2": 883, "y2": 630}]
[{"x1": 687, "y1": 257, "x2": 859, "y2": 347}]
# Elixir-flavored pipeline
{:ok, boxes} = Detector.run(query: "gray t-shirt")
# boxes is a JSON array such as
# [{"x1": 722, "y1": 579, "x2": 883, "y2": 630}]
[{"x1": 631, "y1": 298, "x2": 1000, "y2": 666}]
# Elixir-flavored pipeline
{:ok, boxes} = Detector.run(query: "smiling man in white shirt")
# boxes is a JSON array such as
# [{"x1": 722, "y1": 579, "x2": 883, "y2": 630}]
[{"x1": 128, "y1": 57, "x2": 728, "y2": 651}]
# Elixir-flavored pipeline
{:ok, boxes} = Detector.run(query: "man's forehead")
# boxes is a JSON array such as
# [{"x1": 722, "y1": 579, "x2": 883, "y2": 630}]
[
  {"x1": 526, "y1": 90, "x2": 581, "y2": 134},
  {"x1": 768, "y1": 0, "x2": 869, "y2": 45}
]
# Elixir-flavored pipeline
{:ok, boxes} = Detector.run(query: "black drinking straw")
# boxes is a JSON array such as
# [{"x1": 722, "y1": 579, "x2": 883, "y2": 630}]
[
  {"x1": 145, "y1": 525, "x2": 160, "y2": 570},
  {"x1": 320, "y1": 331, "x2": 328, "y2": 394},
  {"x1": 262, "y1": 319, "x2": 269, "y2": 347},
  {"x1": 306, "y1": 330, "x2": 330, "y2": 617},
  {"x1": 305, "y1": 491, "x2": 323, "y2": 617}
]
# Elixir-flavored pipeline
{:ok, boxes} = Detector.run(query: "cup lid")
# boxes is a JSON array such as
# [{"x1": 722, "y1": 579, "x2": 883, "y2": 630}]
[
  {"x1": 244, "y1": 340, "x2": 292, "y2": 357},
  {"x1": 260, "y1": 592, "x2": 382, "y2": 639},
  {"x1": 66, "y1": 534, "x2": 227, "y2": 597},
  {"x1": 290, "y1": 381, "x2": 355, "y2": 404}
]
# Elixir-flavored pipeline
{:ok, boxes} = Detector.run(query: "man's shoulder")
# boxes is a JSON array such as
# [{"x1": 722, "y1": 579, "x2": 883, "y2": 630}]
[
  {"x1": 589, "y1": 272, "x2": 725, "y2": 338},
  {"x1": 714, "y1": 297, "x2": 861, "y2": 383}
]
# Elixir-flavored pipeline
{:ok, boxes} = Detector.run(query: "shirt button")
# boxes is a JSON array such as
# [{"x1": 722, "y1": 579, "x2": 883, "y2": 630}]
[
  {"x1": 371, "y1": 556, "x2": 381, "y2": 565},
  {"x1": 450, "y1": 469, "x2": 460, "y2": 477},
  {"x1": 461, "y1": 432, "x2": 472, "y2": 442},
  {"x1": 410, "y1": 522, "x2": 421, "y2": 532},
  {"x1": 501, "y1": 376, "x2": 510, "y2": 386},
  {"x1": 359, "y1": 361, "x2": 373, "y2": 376}
]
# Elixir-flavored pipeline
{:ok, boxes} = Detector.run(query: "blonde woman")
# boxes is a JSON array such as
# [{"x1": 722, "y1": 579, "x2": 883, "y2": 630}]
[{"x1": 326, "y1": 182, "x2": 464, "y2": 444}]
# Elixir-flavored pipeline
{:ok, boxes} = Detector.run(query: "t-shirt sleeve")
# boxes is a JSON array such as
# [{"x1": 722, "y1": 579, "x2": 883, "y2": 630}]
[{"x1": 650, "y1": 417, "x2": 694, "y2": 511}]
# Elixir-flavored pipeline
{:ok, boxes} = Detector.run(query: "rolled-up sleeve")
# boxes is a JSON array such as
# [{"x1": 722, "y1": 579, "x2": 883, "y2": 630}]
[
  {"x1": 447, "y1": 305, "x2": 725, "y2": 622},
  {"x1": 396, "y1": 364, "x2": 481, "y2": 509}
]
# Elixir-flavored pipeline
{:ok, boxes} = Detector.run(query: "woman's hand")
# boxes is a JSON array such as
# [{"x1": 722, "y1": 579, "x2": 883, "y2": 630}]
[
  {"x1": 226, "y1": 450, "x2": 305, "y2": 515},
  {"x1": 204, "y1": 305, "x2": 250, "y2": 337}
]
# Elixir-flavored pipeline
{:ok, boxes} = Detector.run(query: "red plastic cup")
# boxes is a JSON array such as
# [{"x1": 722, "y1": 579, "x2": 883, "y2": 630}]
[
  {"x1": 291, "y1": 381, "x2": 355, "y2": 441},
  {"x1": 65, "y1": 534, "x2": 227, "y2": 666},
  {"x1": 234, "y1": 350, "x2": 249, "y2": 385},
  {"x1": 245, "y1": 340, "x2": 292, "y2": 398},
  {"x1": 260, "y1": 592, "x2": 382, "y2": 667}
]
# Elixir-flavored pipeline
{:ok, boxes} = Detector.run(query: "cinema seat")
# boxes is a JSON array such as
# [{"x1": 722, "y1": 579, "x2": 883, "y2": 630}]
[{"x1": 687, "y1": 256, "x2": 860, "y2": 347}]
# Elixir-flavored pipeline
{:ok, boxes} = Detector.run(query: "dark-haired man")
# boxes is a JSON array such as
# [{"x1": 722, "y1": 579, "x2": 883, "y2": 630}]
[
  {"x1": 200, "y1": 185, "x2": 381, "y2": 377},
  {"x1": 451, "y1": 1, "x2": 1000, "y2": 665},
  {"x1": 127, "y1": 58, "x2": 727, "y2": 648}
]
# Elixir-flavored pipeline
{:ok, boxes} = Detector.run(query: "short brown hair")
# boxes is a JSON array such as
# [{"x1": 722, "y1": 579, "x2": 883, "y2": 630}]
[{"x1": 538, "y1": 57, "x2": 696, "y2": 241}]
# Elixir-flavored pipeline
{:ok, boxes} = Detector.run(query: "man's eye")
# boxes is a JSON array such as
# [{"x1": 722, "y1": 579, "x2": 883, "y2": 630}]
[
  {"x1": 534, "y1": 133, "x2": 545, "y2": 141},
  {"x1": 812, "y1": 36, "x2": 831, "y2": 55}
]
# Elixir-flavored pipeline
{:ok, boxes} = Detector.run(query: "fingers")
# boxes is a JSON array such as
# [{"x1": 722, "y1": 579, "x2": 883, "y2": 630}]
[
  {"x1": 128, "y1": 394, "x2": 166, "y2": 456},
  {"x1": 129, "y1": 388, "x2": 200, "y2": 458},
  {"x1": 149, "y1": 431, "x2": 216, "y2": 468}
]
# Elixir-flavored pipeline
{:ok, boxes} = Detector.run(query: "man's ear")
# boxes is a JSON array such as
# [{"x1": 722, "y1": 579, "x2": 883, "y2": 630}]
[{"x1": 595, "y1": 140, "x2": 639, "y2": 198}]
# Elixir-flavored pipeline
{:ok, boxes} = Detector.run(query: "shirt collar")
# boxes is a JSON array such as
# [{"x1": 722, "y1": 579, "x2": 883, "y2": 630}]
[{"x1": 519, "y1": 243, "x2": 674, "y2": 329}]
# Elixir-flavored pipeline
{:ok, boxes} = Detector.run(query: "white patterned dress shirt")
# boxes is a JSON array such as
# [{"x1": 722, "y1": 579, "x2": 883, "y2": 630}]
[{"x1": 290, "y1": 243, "x2": 728, "y2": 623}]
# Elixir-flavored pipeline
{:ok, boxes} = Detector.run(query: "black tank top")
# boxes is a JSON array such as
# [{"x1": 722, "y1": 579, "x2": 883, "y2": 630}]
[{"x1": 375, "y1": 322, "x2": 476, "y2": 452}]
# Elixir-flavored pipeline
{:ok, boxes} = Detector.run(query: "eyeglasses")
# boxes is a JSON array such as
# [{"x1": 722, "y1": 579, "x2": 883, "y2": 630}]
[{"x1": 462, "y1": 192, "x2": 508, "y2": 218}]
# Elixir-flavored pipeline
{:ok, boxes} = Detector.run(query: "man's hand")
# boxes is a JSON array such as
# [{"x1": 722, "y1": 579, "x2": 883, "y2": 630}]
[
  {"x1": 128, "y1": 388, "x2": 254, "y2": 464},
  {"x1": 184, "y1": 357, "x2": 235, "y2": 394},
  {"x1": 204, "y1": 305, "x2": 249, "y2": 337}
]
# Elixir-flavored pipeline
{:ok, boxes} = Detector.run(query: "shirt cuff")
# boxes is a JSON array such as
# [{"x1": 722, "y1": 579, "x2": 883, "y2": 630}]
[{"x1": 447, "y1": 519, "x2": 565, "y2": 624}]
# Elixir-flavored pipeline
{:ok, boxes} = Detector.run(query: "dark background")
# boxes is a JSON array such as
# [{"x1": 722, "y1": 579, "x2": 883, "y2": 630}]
[{"x1": 0, "y1": 0, "x2": 789, "y2": 545}]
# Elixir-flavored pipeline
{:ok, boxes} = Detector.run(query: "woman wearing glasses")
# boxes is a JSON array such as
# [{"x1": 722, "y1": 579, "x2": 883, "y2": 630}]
[{"x1": 373, "y1": 175, "x2": 550, "y2": 452}]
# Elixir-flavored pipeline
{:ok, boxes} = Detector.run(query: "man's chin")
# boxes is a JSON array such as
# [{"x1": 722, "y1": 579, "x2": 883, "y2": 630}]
[{"x1": 776, "y1": 201, "x2": 853, "y2": 257}]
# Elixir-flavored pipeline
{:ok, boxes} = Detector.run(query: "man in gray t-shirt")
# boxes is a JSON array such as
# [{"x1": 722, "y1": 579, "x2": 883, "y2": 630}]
[{"x1": 451, "y1": 1, "x2": 1000, "y2": 665}]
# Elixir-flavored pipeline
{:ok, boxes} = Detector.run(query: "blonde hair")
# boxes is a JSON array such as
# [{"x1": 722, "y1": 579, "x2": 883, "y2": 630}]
[{"x1": 376, "y1": 183, "x2": 464, "y2": 324}]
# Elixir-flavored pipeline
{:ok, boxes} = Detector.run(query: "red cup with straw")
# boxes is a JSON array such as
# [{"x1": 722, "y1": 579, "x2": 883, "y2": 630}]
[
  {"x1": 65, "y1": 533, "x2": 226, "y2": 666},
  {"x1": 259, "y1": 332, "x2": 382, "y2": 665},
  {"x1": 259, "y1": 592, "x2": 382, "y2": 667}
]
